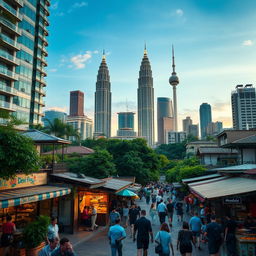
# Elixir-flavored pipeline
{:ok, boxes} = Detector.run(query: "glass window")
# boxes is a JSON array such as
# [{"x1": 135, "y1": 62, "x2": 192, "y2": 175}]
[
  {"x1": 22, "y1": 5, "x2": 36, "y2": 21},
  {"x1": 14, "y1": 79, "x2": 31, "y2": 94},
  {"x1": 19, "y1": 19, "x2": 35, "y2": 35},
  {"x1": 18, "y1": 35, "x2": 34, "y2": 50},
  {"x1": 16, "y1": 50, "x2": 33, "y2": 64}
]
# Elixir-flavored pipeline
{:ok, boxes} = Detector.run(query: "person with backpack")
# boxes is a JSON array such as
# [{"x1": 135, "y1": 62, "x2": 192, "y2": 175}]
[
  {"x1": 177, "y1": 221, "x2": 195, "y2": 256},
  {"x1": 205, "y1": 215, "x2": 222, "y2": 256}
]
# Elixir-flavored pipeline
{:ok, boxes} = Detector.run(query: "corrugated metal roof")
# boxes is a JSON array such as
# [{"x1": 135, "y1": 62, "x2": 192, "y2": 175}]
[
  {"x1": 187, "y1": 141, "x2": 217, "y2": 145},
  {"x1": 198, "y1": 147, "x2": 238, "y2": 154},
  {"x1": 102, "y1": 178, "x2": 133, "y2": 191},
  {"x1": 189, "y1": 177, "x2": 256, "y2": 199},
  {"x1": 232, "y1": 135, "x2": 256, "y2": 145},
  {"x1": 182, "y1": 173, "x2": 222, "y2": 183},
  {"x1": 51, "y1": 172, "x2": 105, "y2": 187},
  {"x1": 44, "y1": 146, "x2": 94, "y2": 155},
  {"x1": 22, "y1": 129, "x2": 70, "y2": 144},
  {"x1": 211, "y1": 164, "x2": 256, "y2": 172}
]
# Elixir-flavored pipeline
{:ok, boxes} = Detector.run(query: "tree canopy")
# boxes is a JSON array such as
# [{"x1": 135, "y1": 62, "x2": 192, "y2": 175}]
[{"x1": 155, "y1": 143, "x2": 186, "y2": 160}]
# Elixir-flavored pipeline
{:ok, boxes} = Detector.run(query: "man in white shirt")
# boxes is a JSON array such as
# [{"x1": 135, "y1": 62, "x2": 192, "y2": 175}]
[
  {"x1": 91, "y1": 205, "x2": 98, "y2": 231},
  {"x1": 47, "y1": 217, "x2": 59, "y2": 243},
  {"x1": 157, "y1": 200, "x2": 167, "y2": 224}
]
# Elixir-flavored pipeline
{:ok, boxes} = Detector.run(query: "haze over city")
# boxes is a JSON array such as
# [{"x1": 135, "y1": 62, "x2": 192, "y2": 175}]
[{"x1": 46, "y1": 0, "x2": 256, "y2": 134}]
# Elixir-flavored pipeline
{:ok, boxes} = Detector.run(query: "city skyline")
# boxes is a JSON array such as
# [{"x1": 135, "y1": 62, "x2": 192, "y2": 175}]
[{"x1": 45, "y1": 0, "x2": 256, "y2": 134}]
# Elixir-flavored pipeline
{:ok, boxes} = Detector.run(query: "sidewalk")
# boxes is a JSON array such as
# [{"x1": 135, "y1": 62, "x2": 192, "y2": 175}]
[{"x1": 61, "y1": 226, "x2": 108, "y2": 248}]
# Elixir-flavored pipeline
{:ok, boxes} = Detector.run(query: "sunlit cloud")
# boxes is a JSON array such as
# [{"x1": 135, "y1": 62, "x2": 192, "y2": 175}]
[
  {"x1": 176, "y1": 9, "x2": 184, "y2": 17},
  {"x1": 46, "y1": 106, "x2": 68, "y2": 113},
  {"x1": 242, "y1": 40, "x2": 253, "y2": 46},
  {"x1": 49, "y1": 68, "x2": 57, "y2": 72},
  {"x1": 67, "y1": 1, "x2": 88, "y2": 13},
  {"x1": 70, "y1": 51, "x2": 92, "y2": 69}
]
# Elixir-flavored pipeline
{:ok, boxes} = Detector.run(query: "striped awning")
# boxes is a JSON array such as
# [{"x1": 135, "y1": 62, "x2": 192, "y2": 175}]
[{"x1": 0, "y1": 185, "x2": 71, "y2": 209}]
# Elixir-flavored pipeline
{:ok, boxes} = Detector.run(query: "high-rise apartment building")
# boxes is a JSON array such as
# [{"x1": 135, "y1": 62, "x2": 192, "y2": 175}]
[
  {"x1": 231, "y1": 84, "x2": 256, "y2": 130},
  {"x1": 117, "y1": 112, "x2": 136, "y2": 137},
  {"x1": 166, "y1": 131, "x2": 186, "y2": 144},
  {"x1": 43, "y1": 110, "x2": 67, "y2": 127},
  {"x1": 157, "y1": 97, "x2": 174, "y2": 144},
  {"x1": 138, "y1": 46, "x2": 154, "y2": 146},
  {"x1": 200, "y1": 103, "x2": 212, "y2": 139},
  {"x1": 0, "y1": 0, "x2": 50, "y2": 127},
  {"x1": 69, "y1": 90, "x2": 84, "y2": 116},
  {"x1": 188, "y1": 124, "x2": 199, "y2": 138},
  {"x1": 206, "y1": 121, "x2": 223, "y2": 136},
  {"x1": 94, "y1": 52, "x2": 111, "y2": 138},
  {"x1": 182, "y1": 116, "x2": 192, "y2": 134}
]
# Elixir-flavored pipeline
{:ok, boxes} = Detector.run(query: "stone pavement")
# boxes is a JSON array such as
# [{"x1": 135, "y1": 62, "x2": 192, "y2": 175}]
[{"x1": 74, "y1": 197, "x2": 210, "y2": 256}]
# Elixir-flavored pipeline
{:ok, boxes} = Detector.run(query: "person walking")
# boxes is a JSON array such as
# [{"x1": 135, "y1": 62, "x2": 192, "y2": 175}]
[
  {"x1": 128, "y1": 204, "x2": 140, "y2": 238},
  {"x1": 189, "y1": 212, "x2": 202, "y2": 250},
  {"x1": 149, "y1": 203, "x2": 157, "y2": 225},
  {"x1": 177, "y1": 222, "x2": 195, "y2": 256},
  {"x1": 166, "y1": 200, "x2": 174, "y2": 225},
  {"x1": 157, "y1": 200, "x2": 167, "y2": 224},
  {"x1": 204, "y1": 215, "x2": 222, "y2": 256},
  {"x1": 51, "y1": 237, "x2": 76, "y2": 256},
  {"x1": 156, "y1": 194, "x2": 162, "y2": 207},
  {"x1": 47, "y1": 217, "x2": 59, "y2": 243},
  {"x1": 110, "y1": 208, "x2": 121, "y2": 226},
  {"x1": 155, "y1": 223, "x2": 174, "y2": 256},
  {"x1": 1, "y1": 214, "x2": 16, "y2": 256},
  {"x1": 134, "y1": 210, "x2": 153, "y2": 256},
  {"x1": 175, "y1": 201, "x2": 184, "y2": 222},
  {"x1": 108, "y1": 218, "x2": 126, "y2": 256},
  {"x1": 90, "y1": 205, "x2": 98, "y2": 231},
  {"x1": 224, "y1": 215, "x2": 237, "y2": 256},
  {"x1": 122, "y1": 203, "x2": 129, "y2": 227},
  {"x1": 39, "y1": 237, "x2": 59, "y2": 256}
]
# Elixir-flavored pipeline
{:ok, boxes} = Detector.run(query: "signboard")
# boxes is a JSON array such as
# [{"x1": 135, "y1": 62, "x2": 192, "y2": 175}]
[
  {"x1": 223, "y1": 197, "x2": 242, "y2": 204},
  {"x1": 0, "y1": 173, "x2": 47, "y2": 191}
]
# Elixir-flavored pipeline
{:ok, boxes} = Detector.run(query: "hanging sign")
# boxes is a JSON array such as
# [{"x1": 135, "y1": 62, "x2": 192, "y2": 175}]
[{"x1": 223, "y1": 197, "x2": 242, "y2": 204}]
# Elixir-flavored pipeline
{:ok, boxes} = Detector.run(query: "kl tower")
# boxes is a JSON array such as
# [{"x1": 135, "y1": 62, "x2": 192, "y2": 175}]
[{"x1": 169, "y1": 45, "x2": 179, "y2": 131}]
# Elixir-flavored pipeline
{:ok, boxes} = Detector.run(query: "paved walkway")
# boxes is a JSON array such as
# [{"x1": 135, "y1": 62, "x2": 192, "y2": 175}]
[{"x1": 74, "y1": 197, "x2": 209, "y2": 256}]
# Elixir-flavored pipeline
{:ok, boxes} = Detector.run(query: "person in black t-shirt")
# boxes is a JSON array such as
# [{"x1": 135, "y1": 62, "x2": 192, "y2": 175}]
[
  {"x1": 166, "y1": 200, "x2": 174, "y2": 224},
  {"x1": 224, "y1": 215, "x2": 237, "y2": 256},
  {"x1": 134, "y1": 210, "x2": 153, "y2": 256},
  {"x1": 129, "y1": 204, "x2": 140, "y2": 238}
]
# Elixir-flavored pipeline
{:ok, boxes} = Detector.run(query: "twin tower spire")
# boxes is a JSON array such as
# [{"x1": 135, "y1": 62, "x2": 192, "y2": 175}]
[{"x1": 94, "y1": 46, "x2": 179, "y2": 146}]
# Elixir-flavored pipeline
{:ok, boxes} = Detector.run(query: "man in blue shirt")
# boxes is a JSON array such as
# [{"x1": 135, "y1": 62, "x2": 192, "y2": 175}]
[
  {"x1": 157, "y1": 200, "x2": 167, "y2": 224},
  {"x1": 51, "y1": 237, "x2": 76, "y2": 256},
  {"x1": 189, "y1": 212, "x2": 202, "y2": 250},
  {"x1": 108, "y1": 218, "x2": 126, "y2": 256},
  {"x1": 39, "y1": 237, "x2": 59, "y2": 256},
  {"x1": 109, "y1": 208, "x2": 121, "y2": 226}
]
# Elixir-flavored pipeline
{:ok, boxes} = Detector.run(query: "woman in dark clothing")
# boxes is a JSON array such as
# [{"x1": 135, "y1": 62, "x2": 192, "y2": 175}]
[
  {"x1": 177, "y1": 222, "x2": 195, "y2": 256},
  {"x1": 175, "y1": 201, "x2": 184, "y2": 222}
]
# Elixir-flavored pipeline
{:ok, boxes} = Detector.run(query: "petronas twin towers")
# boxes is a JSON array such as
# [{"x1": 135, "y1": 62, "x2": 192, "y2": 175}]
[{"x1": 94, "y1": 47, "x2": 155, "y2": 146}]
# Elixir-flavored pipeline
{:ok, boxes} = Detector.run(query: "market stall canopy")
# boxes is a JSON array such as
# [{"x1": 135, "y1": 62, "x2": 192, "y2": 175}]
[
  {"x1": 51, "y1": 172, "x2": 105, "y2": 189},
  {"x1": 211, "y1": 164, "x2": 256, "y2": 174},
  {"x1": 101, "y1": 178, "x2": 133, "y2": 193},
  {"x1": 22, "y1": 129, "x2": 71, "y2": 145},
  {"x1": 182, "y1": 173, "x2": 222, "y2": 184},
  {"x1": 116, "y1": 189, "x2": 138, "y2": 197},
  {"x1": 43, "y1": 146, "x2": 94, "y2": 156},
  {"x1": 0, "y1": 185, "x2": 71, "y2": 209},
  {"x1": 189, "y1": 177, "x2": 256, "y2": 200},
  {"x1": 128, "y1": 184, "x2": 141, "y2": 193}
]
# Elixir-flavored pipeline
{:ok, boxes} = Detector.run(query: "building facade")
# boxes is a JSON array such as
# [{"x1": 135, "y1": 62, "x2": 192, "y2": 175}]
[
  {"x1": 43, "y1": 110, "x2": 67, "y2": 127},
  {"x1": 182, "y1": 116, "x2": 192, "y2": 134},
  {"x1": 166, "y1": 131, "x2": 186, "y2": 144},
  {"x1": 231, "y1": 84, "x2": 256, "y2": 130},
  {"x1": 188, "y1": 124, "x2": 199, "y2": 138},
  {"x1": 157, "y1": 97, "x2": 174, "y2": 144},
  {"x1": 0, "y1": 0, "x2": 50, "y2": 128},
  {"x1": 94, "y1": 53, "x2": 111, "y2": 138},
  {"x1": 199, "y1": 103, "x2": 212, "y2": 139},
  {"x1": 117, "y1": 112, "x2": 136, "y2": 137},
  {"x1": 138, "y1": 47, "x2": 154, "y2": 146},
  {"x1": 206, "y1": 121, "x2": 223, "y2": 136},
  {"x1": 70, "y1": 90, "x2": 84, "y2": 116}
]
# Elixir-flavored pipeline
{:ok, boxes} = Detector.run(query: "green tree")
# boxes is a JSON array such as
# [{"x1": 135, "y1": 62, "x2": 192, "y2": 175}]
[
  {"x1": 67, "y1": 149, "x2": 116, "y2": 179},
  {"x1": 155, "y1": 143, "x2": 186, "y2": 160}
]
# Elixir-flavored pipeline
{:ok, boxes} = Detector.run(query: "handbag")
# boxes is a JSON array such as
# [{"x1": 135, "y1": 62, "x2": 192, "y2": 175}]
[{"x1": 155, "y1": 231, "x2": 163, "y2": 254}]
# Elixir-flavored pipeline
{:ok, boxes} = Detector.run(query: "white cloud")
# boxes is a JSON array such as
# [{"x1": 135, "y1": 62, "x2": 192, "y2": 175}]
[
  {"x1": 93, "y1": 50, "x2": 99, "y2": 54},
  {"x1": 243, "y1": 40, "x2": 253, "y2": 46},
  {"x1": 67, "y1": 1, "x2": 88, "y2": 13},
  {"x1": 176, "y1": 9, "x2": 184, "y2": 17},
  {"x1": 49, "y1": 68, "x2": 57, "y2": 72},
  {"x1": 46, "y1": 106, "x2": 68, "y2": 113},
  {"x1": 70, "y1": 51, "x2": 92, "y2": 69}
]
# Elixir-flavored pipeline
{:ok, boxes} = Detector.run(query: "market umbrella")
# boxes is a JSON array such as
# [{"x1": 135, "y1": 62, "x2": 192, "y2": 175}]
[{"x1": 116, "y1": 189, "x2": 138, "y2": 197}]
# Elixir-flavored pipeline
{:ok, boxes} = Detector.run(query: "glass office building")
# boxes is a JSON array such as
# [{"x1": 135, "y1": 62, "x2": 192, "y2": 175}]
[{"x1": 0, "y1": 0, "x2": 50, "y2": 127}]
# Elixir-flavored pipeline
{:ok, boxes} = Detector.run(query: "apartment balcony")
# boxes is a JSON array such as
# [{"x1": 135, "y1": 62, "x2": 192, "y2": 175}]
[
  {"x1": 0, "y1": 17, "x2": 22, "y2": 36},
  {"x1": 0, "y1": 99, "x2": 15, "y2": 112},
  {"x1": 37, "y1": 54, "x2": 48, "y2": 67},
  {"x1": 40, "y1": 0, "x2": 49, "y2": 15},
  {"x1": 14, "y1": 0, "x2": 24, "y2": 7},
  {"x1": 35, "y1": 85, "x2": 46, "y2": 96},
  {"x1": 35, "y1": 97, "x2": 45, "y2": 107},
  {"x1": 0, "y1": 49, "x2": 19, "y2": 66},
  {"x1": 0, "y1": 84, "x2": 16, "y2": 96},
  {"x1": 36, "y1": 65, "x2": 47, "y2": 76},
  {"x1": 0, "y1": 0, "x2": 23, "y2": 21},
  {"x1": 0, "y1": 67, "x2": 18, "y2": 81},
  {"x1": 35, "y1": 75, "x2": 46, "y2": 86},
  {"x1": 0, "y1": 34, "x2": 20, "y2": 51},
  {"x1": 39, "y1": 11, "x2": 49, "y2": 26},
  {"x1": 38, "y1": 32, "x2": 48, "y2": 46}
]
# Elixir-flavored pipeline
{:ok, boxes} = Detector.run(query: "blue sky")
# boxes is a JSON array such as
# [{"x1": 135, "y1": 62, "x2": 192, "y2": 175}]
[{"x1": 46, "y1": 0, "x2": 256, "y2": 134}]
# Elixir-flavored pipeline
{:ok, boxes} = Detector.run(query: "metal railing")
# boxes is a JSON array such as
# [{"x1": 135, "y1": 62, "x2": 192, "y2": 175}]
[
  {"x1": 0, "y1": 84, "x2": 16, "y2": 94},
  {"x1": 0, "y1": 17, "x2": 21, "y2": 34},
  {"x1": 0, "y1": 49, "x2": 16, "y2": 63},
  {"x1": 0, "y1": 99, "x2": 13, "y2": 109},
  {"x1": 0, "y1": 34, "x2": 20, "y2": 49},
  {"x1": 0, "y1": 0, "x2": 22, "y2": 20},
  {"x1": 0, "y1": 67, "x2": 17, "y2": 79}
]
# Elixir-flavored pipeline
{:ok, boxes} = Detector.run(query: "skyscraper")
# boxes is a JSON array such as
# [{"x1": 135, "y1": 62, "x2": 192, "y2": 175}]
[
  {"x1": 169, "y1": 46, "x2": 179, "y2": 131},
  {"x1": 0, "y1": 0, "x2": 50, "y2": 127},
  {"x1": 182, "y1": 116, "x2": 192, "y2": 134},
  {"x1": 188, "y1": 124, "x2": 199, "y2": 138},
  {"x1": 157, "y1": 97, "x2": 174, "y2": 144},
  {"x1": 94, "y1": 52, "x2": 111, "y2": 138},
  {"x1": 117, "y1": 112, "x2": 136, "y2": 137},
  {"x1": 43, "y1": 110, "x2": 67, "y2": 127},
  {"x1": 200, "y1": 103, "x2": 212, "y2": 139},
  {"x1": 70, "y1": 90, "x2": 84, "y2": 116},
  {"x1": 138, "y1": 46, "x2": 155, "y2": 146},
  {"x1": 232, "y1": 84, "x2": 256, "y2": 130}
]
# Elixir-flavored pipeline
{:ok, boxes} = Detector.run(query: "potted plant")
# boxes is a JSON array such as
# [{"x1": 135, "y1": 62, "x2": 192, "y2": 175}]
[{"x1": 23, "y1": 215, "x2": 50, "y2": 256}]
